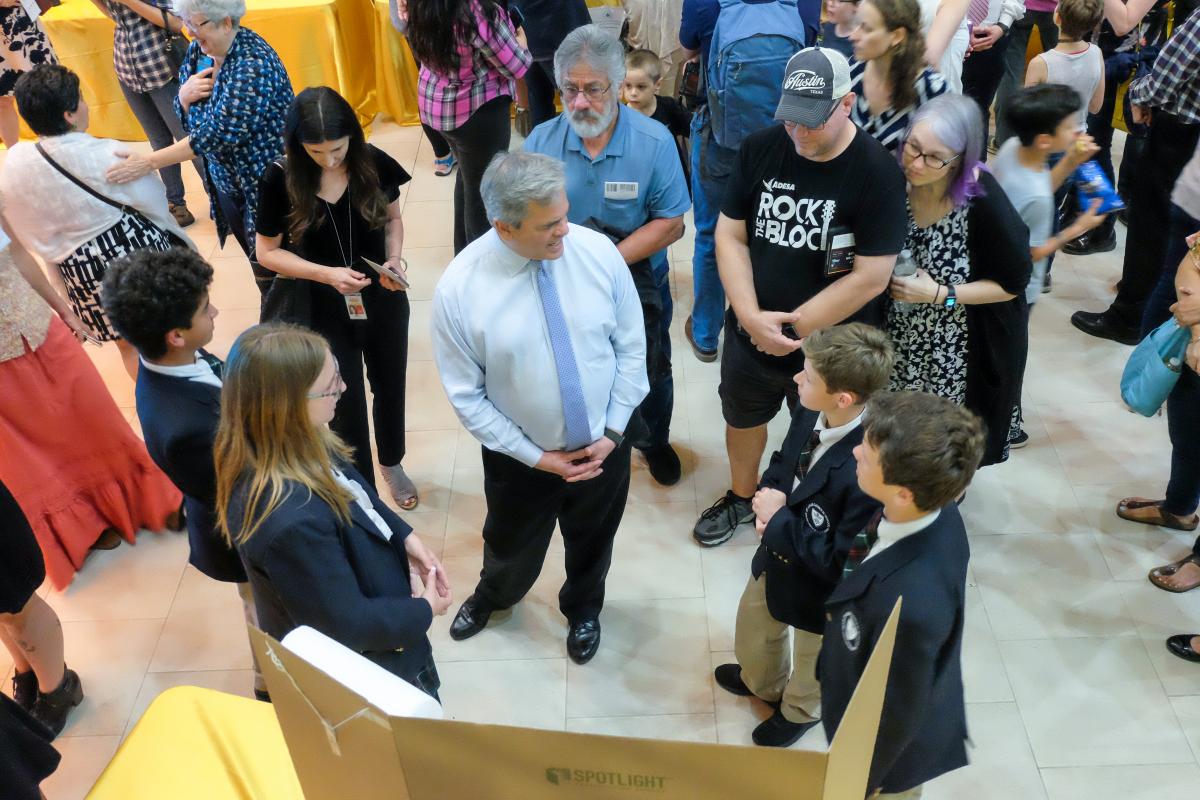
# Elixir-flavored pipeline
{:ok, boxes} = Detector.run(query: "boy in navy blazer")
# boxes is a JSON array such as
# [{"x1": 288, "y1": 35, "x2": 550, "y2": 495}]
[
  {"x1": 821, "y1": 391, "x2": 985, "y2": 797},
  {"x1": 714, "y1": 323, "x2": 893, "y2": 748},
  {"x1": 102, "y1": 249, "x2": 265, "y2": 697}
]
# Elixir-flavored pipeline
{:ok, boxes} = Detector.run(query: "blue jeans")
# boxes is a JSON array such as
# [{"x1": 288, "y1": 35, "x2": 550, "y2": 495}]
[
  {"x1": 689, "y1": 112, "x2": 735, "y2": 351},
  {"x1": 119, "y1": 79, "x2": 197, "y2": 206},
  {"x1": 635, "y1": 264, "x2": 675, "y2": 449}
]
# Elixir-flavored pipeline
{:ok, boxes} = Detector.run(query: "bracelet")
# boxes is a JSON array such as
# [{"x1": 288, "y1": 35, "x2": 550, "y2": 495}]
[{"x1": 933, "y1": 285, "x2": 944, "y2": 305}]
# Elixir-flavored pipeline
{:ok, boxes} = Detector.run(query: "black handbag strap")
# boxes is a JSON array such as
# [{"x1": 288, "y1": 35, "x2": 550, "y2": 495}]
[{"x1": 34, "y1": 141, "x2": 139, "y2": 217}]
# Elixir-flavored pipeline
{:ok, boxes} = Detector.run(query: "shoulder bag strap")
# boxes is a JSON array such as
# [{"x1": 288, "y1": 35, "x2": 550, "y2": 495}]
[{"x1": 34, "y1": 141, "x2": 138, "y2": 216}]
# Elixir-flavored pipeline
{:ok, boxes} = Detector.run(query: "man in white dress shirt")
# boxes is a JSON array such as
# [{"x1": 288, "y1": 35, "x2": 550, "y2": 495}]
[{"x1": 431, "y1": 151, "x2": 648, "y2": 664}]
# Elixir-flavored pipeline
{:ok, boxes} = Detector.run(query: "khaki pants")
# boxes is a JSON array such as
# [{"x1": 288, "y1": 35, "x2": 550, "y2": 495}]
[{"x1": 733, "y1": 573, "x2": 822, "y2": 724}]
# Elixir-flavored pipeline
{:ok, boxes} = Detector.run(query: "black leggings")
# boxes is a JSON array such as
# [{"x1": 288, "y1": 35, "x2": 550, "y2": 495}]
[
  {"x1": 437, "y1": 95, "x2": 513, "y2": 253},
  {"x1": 421, "y1": 123, "x2": 451, "y2": 159},
  {"x1": 524, "y1": 59, "x2": 559, "y2": 128}
]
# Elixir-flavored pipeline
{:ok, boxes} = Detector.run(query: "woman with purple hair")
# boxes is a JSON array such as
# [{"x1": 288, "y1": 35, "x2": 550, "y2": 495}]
[{"x1": 887, "y1": 93, "x2": 1032, "y2": 466}]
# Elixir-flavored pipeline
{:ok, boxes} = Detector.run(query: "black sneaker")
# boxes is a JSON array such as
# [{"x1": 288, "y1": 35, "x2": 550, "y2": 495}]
[
  {"x1": 752, "y1": 708, "x2": 818, "y2": 748},
  {"x1": 1009, "y1": 429, "x2": 1029, "y2": 449},
  {"x1": 640, "y1": 443, "x2": 682, "y2": 486},
  {"x1": 32, "y1": 667, "x2": 83, "y2": 738},
  {"x1": 713, "y1": 663, "x2": 754, "y2": 697},
  {"x1": 693, "y1": 491, "x2": 753, "y2": 547}
]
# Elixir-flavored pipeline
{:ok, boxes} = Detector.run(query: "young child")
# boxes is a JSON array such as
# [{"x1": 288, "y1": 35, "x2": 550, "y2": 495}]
[
  {"x1": 994, "y1": 83, "x2": 1106, "y2": 445},
  {"x1": 819, "y1": 390, "x2": 985, "y2": 796},
  {"x1": 622, "y1": 48, "x2": 691, "y2": 177},
  {"x1": 819, "y1": 0, "x2": 857, "y2": 60},
  {"x1": 1023, "y1": 0, "x2": 1105, "y2": 129},
  {"x1": 101, "y1": 248, "x2": 266, "y2": 700},
  {"x1": 713, "y1": 323, "x2": 893, "y2": 748}
]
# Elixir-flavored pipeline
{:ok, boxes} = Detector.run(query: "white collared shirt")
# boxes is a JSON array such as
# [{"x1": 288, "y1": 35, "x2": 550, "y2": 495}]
[
  {"x1": 139, "y1": 352, "x2": 222, "y2": 389},
  {"x1": 331, "y1": 469, "x2": 394, "y2": 541},
  {"x1": 792, "y1": 410, "x2": 865, "y2": 491},
  {"x1": 863, "y1": 508, "x2": 942, "y2": 563},
  {"x1": 431, "y1": 225, "x2": 649, "y2": 467}
]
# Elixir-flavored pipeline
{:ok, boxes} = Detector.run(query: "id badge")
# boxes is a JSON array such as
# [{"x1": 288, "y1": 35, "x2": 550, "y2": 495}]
[
  {"x1": 824, "y1": 228, "x2": 856, "y2": 277},
  {"x1": 604, "y1": 181, "x2": 638, "y2": 200},
  {"x1": 345, "y1": 293, "x2": 368, "y2": 320}
]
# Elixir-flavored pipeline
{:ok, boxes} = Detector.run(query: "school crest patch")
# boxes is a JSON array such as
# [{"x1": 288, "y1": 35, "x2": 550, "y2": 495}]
[
  {"x1": 804, "y1": 502, "x2": 830, "y2": 533},
  {"x1": 841, "y1": 610, "x2": 862, "y2": 652}
]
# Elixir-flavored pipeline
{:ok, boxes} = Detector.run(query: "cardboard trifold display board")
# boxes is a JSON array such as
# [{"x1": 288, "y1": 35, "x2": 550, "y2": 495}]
[{"x1": 250, "y1": 599, "x2": 902, "y2": 800}]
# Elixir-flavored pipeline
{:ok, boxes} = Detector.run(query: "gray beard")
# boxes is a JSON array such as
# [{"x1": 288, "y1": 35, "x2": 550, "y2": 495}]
[{"x1": 567, "y1": 101, "x2": 617, "y2": 139}]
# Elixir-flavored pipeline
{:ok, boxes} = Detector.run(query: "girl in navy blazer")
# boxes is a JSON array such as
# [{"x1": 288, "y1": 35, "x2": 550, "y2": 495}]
[{"x1": 214, "y1": 324, "x2": 451, "y2": 698}]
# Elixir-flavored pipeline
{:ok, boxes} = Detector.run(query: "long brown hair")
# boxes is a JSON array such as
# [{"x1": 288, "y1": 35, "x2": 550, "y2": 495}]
[
  {"x1": 406, "y1": 0, "x2": 505, "y2": 74},
  {"x1": 866, "y1": 0, "x2": 926, "y2": 111},
  {"x1": 214, "y1": 324, "x2": 355, "y2": 546},
  {"x1": 282, "y1": 87, "x2": 389, "y2": 245}
]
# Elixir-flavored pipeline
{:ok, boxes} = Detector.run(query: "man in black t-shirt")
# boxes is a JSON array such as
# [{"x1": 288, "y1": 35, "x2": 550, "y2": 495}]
[{"x1": 692, "y1": 47, "x2": 906, "y2": 548}]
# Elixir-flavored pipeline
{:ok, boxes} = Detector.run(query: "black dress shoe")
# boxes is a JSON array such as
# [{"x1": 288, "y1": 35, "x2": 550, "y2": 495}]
[
  {"x1": 449, "y1": 595, "x2": 492, "y2": 641},
  {"x1": 1062, "y1": 223, "x2": 1117, "y2": 255},
  {"x1": 1166, "y1": 634, "x2": 1200, "y2": 663},
  {"x1": 713, "y1": 663, "x2": 754, "y2": 697},
  {"x1": 751, "y1": 708, "x2": 819, "y2": 748},
  {"x1": 11, "y1": 670, "x2": 37, "y2": 713},
  {"x1": 254, "y1": 688, "x2": 272, "y2": 703},
  {"x1": 641, "y1": 443, "x2": 682, "y2": 486},
  {"x1": 567, "y1": 619, "x2": 601, "y2": 664},
  {"x1": 1070, "y1": 310, "x2": 1141, "y2": 346},
  {"x1": 32, "y1": 667, "x2": 83, "y2": 738}
]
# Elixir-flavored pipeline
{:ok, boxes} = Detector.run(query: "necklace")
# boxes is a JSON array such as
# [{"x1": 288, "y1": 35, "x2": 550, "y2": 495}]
[{"x1": 321, "y1": 186, "x2": 353, "y2": 268}]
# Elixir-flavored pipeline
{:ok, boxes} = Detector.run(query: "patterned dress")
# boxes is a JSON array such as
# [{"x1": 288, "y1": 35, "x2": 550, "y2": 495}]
[
  {"x1": 887, "y1": 203, "x2": 971, "y2": 405},
  {"x1": 0, "y1": 5, "x2": 57, "y2": 96}
]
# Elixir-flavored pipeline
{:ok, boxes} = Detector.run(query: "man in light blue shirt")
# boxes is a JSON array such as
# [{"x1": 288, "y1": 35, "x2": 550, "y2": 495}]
[
  {"x1": 431, "y1": 151, "x2": 648, "y2": 665},
  {"x1": 524, "y1": 25, "x2": 690, "y2": 488}
]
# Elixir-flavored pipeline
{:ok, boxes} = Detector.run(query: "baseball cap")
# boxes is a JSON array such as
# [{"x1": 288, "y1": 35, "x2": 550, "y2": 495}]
[{"x1": 774, "y1": 47, "x2": 853, "y2": 128}]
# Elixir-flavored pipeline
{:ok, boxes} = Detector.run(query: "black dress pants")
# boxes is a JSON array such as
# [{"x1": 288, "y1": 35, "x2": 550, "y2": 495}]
[
  {"x1": 524, "y1": 59, "x2": 560, "y2": 128},
  {"x1": 315, "y1": 282, "x2": 410, "y2": 488},
  {"x1": 961, "y1": 33, "x2": 1010, "y2": 159},
  {"x1": 438, "y1": 95, "x2": 513, "y2": 254},
  {"x1": 1106, "y1": 113, "x2": 1200, "y2": 328},
  {"x1": 474, "y1": 440, "x2": 632, "y2": 623}
]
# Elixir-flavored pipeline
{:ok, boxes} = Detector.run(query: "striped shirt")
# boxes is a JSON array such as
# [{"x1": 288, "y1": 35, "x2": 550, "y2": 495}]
[
  {"x1": 849, "y1": 61, "x2": 948, "y2": 154},
  {"x1": 1129, "y1": 7, "x2": 1200, "y2": 125},
  {"x1": 106, "y1": 0, "x2": 179, "y2": 93},
  {"x1": 416, "y1": 0, "x2": 531, "y2": 131}
]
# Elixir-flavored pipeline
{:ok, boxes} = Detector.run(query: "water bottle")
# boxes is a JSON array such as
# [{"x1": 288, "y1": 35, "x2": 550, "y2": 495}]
[{"x1": 892, "y1": 249, "x2": 918, "y2": 313}]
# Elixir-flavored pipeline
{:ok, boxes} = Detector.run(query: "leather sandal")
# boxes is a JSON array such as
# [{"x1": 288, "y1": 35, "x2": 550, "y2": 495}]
[
  {"x1": 1148, "y1": 554, "x2": 1200, "y2": 593},
  {"x1": 1116, "y1": 497, "x2": 1199, "y2": 531}
]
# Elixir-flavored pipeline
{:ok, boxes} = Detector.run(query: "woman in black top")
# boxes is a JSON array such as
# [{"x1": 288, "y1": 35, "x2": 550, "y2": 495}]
[
  {"x1": 256, "y1": 87, "x2": 418, "y2": 509},
  {"x1": 887, "y1": 93, "x2": 1031, "y2": 466}
]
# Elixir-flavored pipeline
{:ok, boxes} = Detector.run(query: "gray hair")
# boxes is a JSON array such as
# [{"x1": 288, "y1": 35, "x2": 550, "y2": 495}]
[
  {"x1": 553, "y1": 24, "x2": 626, "y2": 88},
  {"x1": 172, "y1": 0, "x2": 245, "y2": 25},
  {"x1": 480, "y1": 152, "x2": 566, "y2": 227},
  {"x1": 907, "y1": 93, "x2": 987, "y2": 206}
]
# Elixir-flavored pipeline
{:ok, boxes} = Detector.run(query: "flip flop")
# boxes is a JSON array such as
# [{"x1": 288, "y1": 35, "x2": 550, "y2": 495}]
[
  {"x1": 1116, "y1": 497, "x2": 1199, "y2": 531},
  {"x1": 1148, "y1": 554, "x2": 1200, "y2": 593}
]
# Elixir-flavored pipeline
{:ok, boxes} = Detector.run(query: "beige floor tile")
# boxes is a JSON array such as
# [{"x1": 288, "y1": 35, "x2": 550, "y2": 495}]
[
  {"x1": 438, "y1": 657, "x2": 566, "y2": 731},
  {"x1": 1040, "y1": 401, "x2": 1170, "y2": 486},
  {"x1": 205, "y1": 253, "x2": 261, "y2": 312},
  {"x1": 566, "y1": 598, "x2": 713, "y2": 718},
  {"x1": 606, "y1": 502, "x2": 705, "y2": 602},
  {"x1": 399, "y1": 201, "x2": 456, "y2": 248},
  {"x1": 698, "y1": 544, "x2": 758, "y2": 653},
  {"x1": 403, "y1": 360, "x2": 461, "y2": 430},
  {"x1": 566, "y1": 713, "x2": 717, "y2": 743},
  {"x1": 394, "y1": 428, "x2": 459, "y2": 505},
  {"x1": 626, "y1": 444, "x2": 700, "y2": 506},
  {"x1": 399, "y1": 245, "x2": 454, "y2": 302},
  {"x1": 1171, "y1": 695, "x2": 1200, "y2": 762},
  {"x1": 972, "y1": 534, "x2": 1136, "y2": 640},
  {"x1": 42, "y1": 735, "x2": 122, "y2": 800},
  {"x1": 1039, "y1": 764, "x2": 1200, "y2": 799},
  {"x1": 406, "y1": 299, "x2": 433, "y2": 362},
  {"x1": 1074, "y1": 483, "x2": 1196, "y2": 582},
  {"x1": 922, "y1": 703, "x2": 1046, "y2": 800},
  {"x1": 1116, "y1": 582, "x2": 1200, "y2": 697},
  {"x1": 45, "y1": 532, "x2": 189, "y2": 623},
  {"x1": 122, "y1": 670, "x2": 255, "y2": 740},
  {"x1": 148, "y1": 567, "x2": 253, "y2": 673},
  {"x1": 961, "y1": 587, "x2": 1015, "y2": 704},
  {"x1": 1001, "y1": 638, "x2": 1195, "y2": 767},
  {"x1": 207, "y1": 306, "x2": 263, "y2": 358},
  {"x1": 57, "y1": 618, "x2": 163, "y2": 738}
]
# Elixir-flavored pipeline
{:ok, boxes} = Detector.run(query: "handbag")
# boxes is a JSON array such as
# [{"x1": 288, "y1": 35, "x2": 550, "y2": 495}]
[
  {"x1": 1120, "y1": 318, "x2": 1191, "y2": 416},
  {"x1": 34, "y1": 142, "x2": 191, "y2": 250},
  {"x1": 161, "y1": 8, "x2": 190, "y2": 75},
  {"x1": 260, "y1": 275, "x2": 313, "y2": 326}
]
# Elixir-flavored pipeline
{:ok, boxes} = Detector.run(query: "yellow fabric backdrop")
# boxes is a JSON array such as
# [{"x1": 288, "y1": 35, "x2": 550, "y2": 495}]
[
  {"x1": 371, "y1": 0, "x2": 420, "y2": 126},
  {"x1": 87, "y1": 686, "x2": 304, "y2": 799}
]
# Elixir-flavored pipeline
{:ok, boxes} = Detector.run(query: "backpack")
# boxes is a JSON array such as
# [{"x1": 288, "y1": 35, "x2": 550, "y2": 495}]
[{"x1": 706, "y1": 0, "x2": 809, "y2": 150}]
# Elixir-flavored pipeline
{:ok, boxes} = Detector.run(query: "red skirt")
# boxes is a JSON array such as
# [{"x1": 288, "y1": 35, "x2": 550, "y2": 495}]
[{"x1": 0, "y1": 317, "x2": 182, "y2": 589}]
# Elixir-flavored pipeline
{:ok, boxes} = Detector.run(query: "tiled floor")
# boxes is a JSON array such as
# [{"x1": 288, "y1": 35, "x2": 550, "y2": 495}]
[{"x1": 5, "y1": 120, "x2": 1200, "y2": 799}]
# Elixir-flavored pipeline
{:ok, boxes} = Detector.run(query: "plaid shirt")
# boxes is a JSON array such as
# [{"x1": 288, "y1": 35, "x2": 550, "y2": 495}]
[
  {"x1": 174, "y1": 28, "x2": 294, "y2": 246},
  {"x1": 106, "y1": 0, "x2": 178, "y2": 93},
  {"x1": 1129, "y1": 7, "x2": 1200, "y2": 125},
  {"x1": 416, "y1": 0, "x2": 531, "y2": 131}
]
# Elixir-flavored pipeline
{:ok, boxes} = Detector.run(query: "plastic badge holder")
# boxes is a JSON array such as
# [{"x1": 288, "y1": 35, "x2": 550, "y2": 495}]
[{"x1": 1074, "y1": 160, "x2": 1125, "y2": 215}]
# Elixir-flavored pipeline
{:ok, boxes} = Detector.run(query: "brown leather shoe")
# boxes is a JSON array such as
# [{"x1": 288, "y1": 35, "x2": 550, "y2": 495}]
[{"x1": 169, "y1": 203, "x2": 196, "y2": 227}]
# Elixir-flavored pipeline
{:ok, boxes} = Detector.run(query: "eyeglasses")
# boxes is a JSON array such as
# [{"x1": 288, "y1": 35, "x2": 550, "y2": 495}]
[
  {"x1": 182, "y1": 18, "x2": 215, "y2": 35},
  {"x1": 903, "y1": 140, "x2": 961, "y2": 170},
  {"x1": 307, "y1": 361, "x2": 344, "y2": 400},
  {"x1": 560, "y1": 83, "x2": 613, "y2": 103}
]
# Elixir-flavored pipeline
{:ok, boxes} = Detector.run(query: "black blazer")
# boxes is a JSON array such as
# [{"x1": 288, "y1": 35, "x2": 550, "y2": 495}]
[
  {"x1": 135, "y1": 356, "x2": 246, "y2": 582},
  {"x1": 231, "y1": 465, "x2": 436, "y2": 689},
  {"x1": 818, "y1": 504, "x2": 970, "y2": 795},
  {"x1": 752, "y1": 407, "x2": 881, "y2": 633}
]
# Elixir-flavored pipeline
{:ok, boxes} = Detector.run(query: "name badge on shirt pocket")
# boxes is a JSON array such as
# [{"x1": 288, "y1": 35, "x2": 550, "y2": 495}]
[{"x1": 604, "y1": 181, "x2": 639, "y2": 201}]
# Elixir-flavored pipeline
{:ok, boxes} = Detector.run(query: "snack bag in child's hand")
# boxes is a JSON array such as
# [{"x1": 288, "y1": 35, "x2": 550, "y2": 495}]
[{"x1": 1074, "y1": 160, "x2": 1125, "y2": 215}]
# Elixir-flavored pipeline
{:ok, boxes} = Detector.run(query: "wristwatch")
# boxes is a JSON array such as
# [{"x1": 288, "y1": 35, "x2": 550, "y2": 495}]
[
  {"x1": 943, "y1": 284, "x2": 958, "y2": 309},
  {"x1": 996, "y1": 22, "x2": 1010, "y2": 35},
  {"x1": 603, "y1": 428, "x2": 625, "y2": 447}
]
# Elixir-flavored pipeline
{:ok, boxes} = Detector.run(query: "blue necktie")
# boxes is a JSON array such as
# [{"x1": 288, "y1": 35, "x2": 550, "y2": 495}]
[{"x1": 535, "y1": 260, "x2": 592, "y2": 451}]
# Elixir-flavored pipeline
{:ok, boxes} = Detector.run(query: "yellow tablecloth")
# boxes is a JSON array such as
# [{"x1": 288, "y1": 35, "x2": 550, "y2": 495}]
[
  {"x1": 87, "y1": 686, "x2": 304, "y2": 799},
  {"x1": 371, "y1": 0, "x2": 420, "y2": 126},
  {"x1": 40, "y1": 0, "x2": 379, "y2": 141}
]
